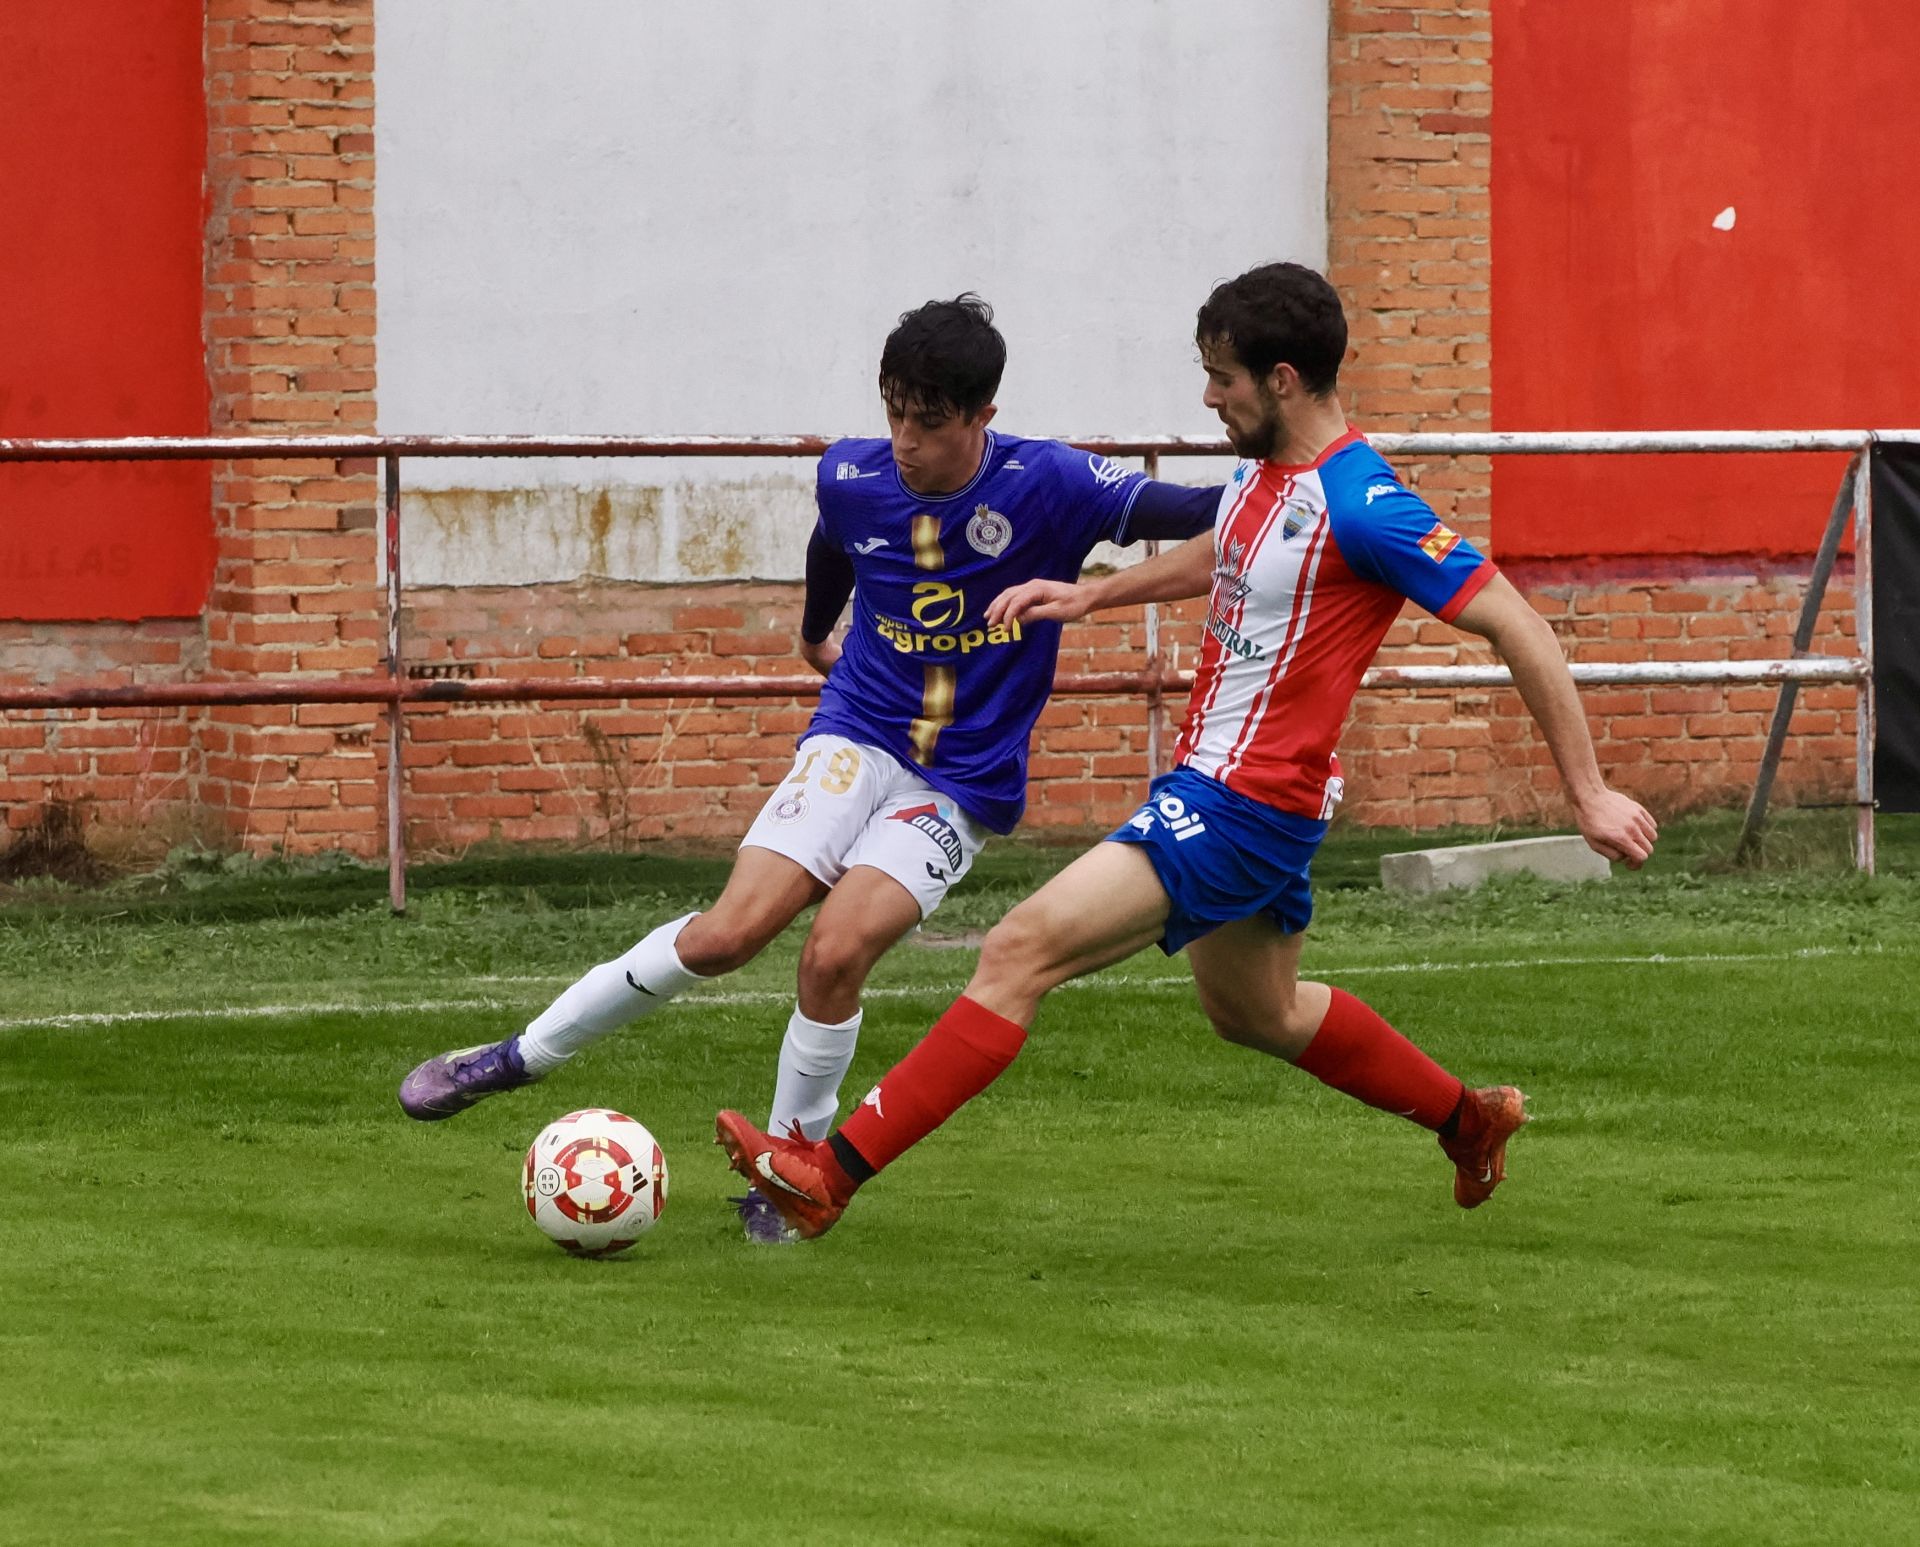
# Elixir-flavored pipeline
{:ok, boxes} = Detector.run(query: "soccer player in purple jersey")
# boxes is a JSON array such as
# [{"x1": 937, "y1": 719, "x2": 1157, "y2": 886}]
[
  {"x1": 397, "y1": 296, "x2": 1219, "y2": 1238},
  {"x1": 717, "y1": 263, "x2": 1660, "y2": 1240}
]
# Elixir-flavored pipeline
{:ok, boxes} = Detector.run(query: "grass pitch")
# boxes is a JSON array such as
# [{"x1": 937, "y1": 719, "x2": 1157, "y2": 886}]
[{"x1": 2, "y1": 813, "x2": 1916, "y2": 1545}]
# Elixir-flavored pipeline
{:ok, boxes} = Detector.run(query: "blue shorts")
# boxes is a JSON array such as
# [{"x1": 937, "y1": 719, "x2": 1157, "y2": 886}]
[{"x1": 1106, "y1": 767, "x2": 1327, "y2": 954}]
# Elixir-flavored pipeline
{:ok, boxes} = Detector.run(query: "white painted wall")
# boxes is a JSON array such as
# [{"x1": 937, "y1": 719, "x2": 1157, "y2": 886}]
[{"x1": 377, "y1": 0, "x2": 1329, "y2": 585}]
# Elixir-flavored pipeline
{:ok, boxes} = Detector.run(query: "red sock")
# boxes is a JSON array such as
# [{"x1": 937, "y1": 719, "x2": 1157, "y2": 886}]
[
  {"x1": 830, "y1": 995, "x2": 1027, "y2": 1187},
  {"x1": 1293, "y1": 988, "x2": 1463, "y2": 1130}
]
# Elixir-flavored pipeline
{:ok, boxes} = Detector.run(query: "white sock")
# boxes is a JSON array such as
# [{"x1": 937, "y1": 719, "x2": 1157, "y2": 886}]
[
  {"x1": 517, "y1": 912, "x2": 704, "y2": 1075},
  {"x1": 767, "y1": 1005, "x2": 863, "y2": 1141}
]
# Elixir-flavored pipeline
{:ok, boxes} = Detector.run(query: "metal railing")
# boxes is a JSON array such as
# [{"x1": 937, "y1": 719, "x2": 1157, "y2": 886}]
[{"x1": 4, "y1": 428, "x2": 1905, "y2": 905}]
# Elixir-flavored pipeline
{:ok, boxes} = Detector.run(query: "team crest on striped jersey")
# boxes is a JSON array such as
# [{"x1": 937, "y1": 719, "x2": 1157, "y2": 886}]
[{"x1": 1215, "y1": 536, "x2": 1252, "y2": 608}]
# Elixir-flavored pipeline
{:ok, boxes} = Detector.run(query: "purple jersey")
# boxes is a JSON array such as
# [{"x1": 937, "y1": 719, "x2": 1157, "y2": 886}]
[{"x1": 809, "y1": 432, "x2": 1189, "y2": 832}]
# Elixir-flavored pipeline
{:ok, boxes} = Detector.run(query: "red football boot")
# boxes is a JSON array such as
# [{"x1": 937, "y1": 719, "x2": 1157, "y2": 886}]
[
  {"x1": 1438, "y1": 1086, "x2": 1529, "y2": 1209},
  {"x1": 714, "y1": 1110, "x2": 848, "y2": 1240}
]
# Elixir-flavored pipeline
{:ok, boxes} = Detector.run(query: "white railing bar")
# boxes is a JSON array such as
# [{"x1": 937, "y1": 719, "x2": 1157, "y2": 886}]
[
  {"x1": 3, "y1": 430, "x2": 1919, "y2": 462},
  {"x1": 1372, "y1": 431, "x2": 1885, "y2": 455},
  {"x1": 1362, "y1": 659, "x2": 1865, "y2": 690}
]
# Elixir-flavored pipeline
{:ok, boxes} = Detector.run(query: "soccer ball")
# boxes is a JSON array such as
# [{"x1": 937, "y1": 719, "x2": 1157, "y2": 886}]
[{"x1": 522, "y1": 1108, "x2": 668, "y2": 1257}]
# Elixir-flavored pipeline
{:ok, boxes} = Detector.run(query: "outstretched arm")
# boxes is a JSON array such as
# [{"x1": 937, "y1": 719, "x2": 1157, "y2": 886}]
[
  {"x1": 799, "y1": 526, "x2": 854, "y2": 676},
  {"x1": 1451, "y1": 573, "x2": 1659, "y2": 867},
  {"x1": 988, "y1": 533, "x2": 1214, "y2": 628},
  {"x1": 1118, "y1": 480, "x2": 1222, "y2": 544}
]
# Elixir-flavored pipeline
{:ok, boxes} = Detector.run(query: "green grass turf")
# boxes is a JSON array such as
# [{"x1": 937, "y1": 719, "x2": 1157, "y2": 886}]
[{"x1": 1, "y1": 814, "x2": 1917, "y2": 1545}]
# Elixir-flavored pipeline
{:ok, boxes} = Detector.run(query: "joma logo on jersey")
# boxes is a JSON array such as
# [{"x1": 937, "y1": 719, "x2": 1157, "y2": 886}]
[{"x1": 1364, "y1": 482, "x2": 1399, "y2": 505}]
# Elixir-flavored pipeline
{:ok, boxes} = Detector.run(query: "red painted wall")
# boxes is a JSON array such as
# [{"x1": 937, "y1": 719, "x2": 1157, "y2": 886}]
[
  {"x1": 0, "y1": 2, "x2": 211, "y2": 621},
  {"x1": 1492, "y1": 0, "x2": 1920, "y2": 560}
]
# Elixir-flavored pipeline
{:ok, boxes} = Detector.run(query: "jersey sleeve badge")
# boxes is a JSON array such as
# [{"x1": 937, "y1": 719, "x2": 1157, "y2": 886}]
[{"x1": 1419, "y1": 521, "x2": 1463, "y2": 563}]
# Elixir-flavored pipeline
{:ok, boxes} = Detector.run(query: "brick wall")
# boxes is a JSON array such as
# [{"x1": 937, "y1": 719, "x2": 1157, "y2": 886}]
[
  {"x1": 0, "y1": 622, "x2": 205, "y2": 853},
  {"x1": 2, "y1": 1, "x2": 382, "y2": 863},
  {"x1": 1320, "y1": 0, "x2": 1854, "y2": 829},
  {"x1": 385, "y1": 583, "x2": 1206, "y2": 850},
  {"x1": 2, "y1": 1, "x2": 1862, "y2": 868},
  {"x1": 387, "y1": 563, "x2": 1857, "y2": 850},
  {"x1": 1341, "y1": 573, "x2": 1857, "y2": 828},
  {"x1": 202, "y1": 0, "x2": 381, "y2": 855}
]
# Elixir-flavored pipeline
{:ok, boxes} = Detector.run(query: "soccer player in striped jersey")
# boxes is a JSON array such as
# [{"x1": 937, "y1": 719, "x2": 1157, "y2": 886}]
[
  {"x1": 397, "y1": 296, "x2": 1219, "y2": 1240},
  {"x1": 717, "y1": 262, "x2": 1660, "y2": 1238}
]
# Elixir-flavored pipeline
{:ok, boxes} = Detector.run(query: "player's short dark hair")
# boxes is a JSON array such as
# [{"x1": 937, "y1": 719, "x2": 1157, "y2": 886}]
[
  {"x1": 878, "y1": 294, "x2": 1006, "y2": 420},
  {"x1": 1196, "y1": 262, "x2": 1348, "y2": 397}
]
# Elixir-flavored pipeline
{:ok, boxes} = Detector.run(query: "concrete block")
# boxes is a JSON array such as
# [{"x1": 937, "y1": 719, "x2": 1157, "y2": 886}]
[{"x1": 1379, "y1": 834, "x2": 1611, "y2": 895}]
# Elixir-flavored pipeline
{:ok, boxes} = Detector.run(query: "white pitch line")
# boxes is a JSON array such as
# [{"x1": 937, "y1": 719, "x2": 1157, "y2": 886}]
[
  {"x1": 0, "y1": 944, "x2": 1897, "y2": 1033},
  {"x1": 0, "y1": 997, "x2": 523, "y2": 1031}
]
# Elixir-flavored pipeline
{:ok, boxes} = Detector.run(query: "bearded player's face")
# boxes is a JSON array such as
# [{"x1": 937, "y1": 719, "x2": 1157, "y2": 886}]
[{"x1": 1200, "y1": 342, "x2": 1283, "y2": 461}]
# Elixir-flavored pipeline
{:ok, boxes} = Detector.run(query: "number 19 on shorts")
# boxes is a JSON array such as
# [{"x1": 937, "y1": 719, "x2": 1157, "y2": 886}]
[{"x1": 790, "y1": 744, "x2": 862, "y2": 795}]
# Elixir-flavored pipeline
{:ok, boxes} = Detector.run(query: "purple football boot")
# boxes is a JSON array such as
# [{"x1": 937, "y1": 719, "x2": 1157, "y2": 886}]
[
  {"x1": 397, "y1": 1037, "x2": 536, "y2": 1121},
  {"x1": 730, "y1": 1191, "x2": 800, "y2": 1246}
]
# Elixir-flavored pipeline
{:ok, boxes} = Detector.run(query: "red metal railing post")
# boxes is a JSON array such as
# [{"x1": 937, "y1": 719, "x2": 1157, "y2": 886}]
[
  {"x1": 1142, "y1": 449, "x2": 1165, "y2": 779},
  {"x1": 383, "y1": 453, "x2": 407, "y2": 913},
  {"x1": 1853, "y1": 443, "x2": 1876, "y2": 875}
]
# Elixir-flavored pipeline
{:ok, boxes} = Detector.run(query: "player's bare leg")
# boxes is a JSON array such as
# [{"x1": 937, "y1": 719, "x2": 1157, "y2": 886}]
[
  {"x1": 673, "y1": 845, "x2": 831, "y2": 977},
  {"x1": 769, "y1": 863, "x2": 923, "y2": 1137},
  {"x1": 1187, "y1": 916, "x2": 1526, "y2": 1207},
  {"x1": 963, "y1": 842, "x2": 1171, "y2": 1023},
  {"x1": 398, "y1": 847, "x2": 824, "y2": 1120},
  {"x1": 718, "y1": 842, "x2": 1170, "y2": 1237},
  {"x1": 1185, "y1": 917, "x2": 1327, "y2": 1060},
  {"x1": 795, "y1": 865, "x2": 924, "y2": 1022},
  {"x1": 735, "y1": 865, "x2": 924, "y2": 1243}
]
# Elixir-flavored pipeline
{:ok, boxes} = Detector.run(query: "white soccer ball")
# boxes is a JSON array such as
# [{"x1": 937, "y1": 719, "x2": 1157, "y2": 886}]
[{"x1": 522, "y1": 1108, "x2": 669, "y2": 1257}]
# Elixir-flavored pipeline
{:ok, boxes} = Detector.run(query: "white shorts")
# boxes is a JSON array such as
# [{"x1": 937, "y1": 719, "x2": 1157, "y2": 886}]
[{"x1": 741, "y1": 734, "x2": 989, "y2": 919}]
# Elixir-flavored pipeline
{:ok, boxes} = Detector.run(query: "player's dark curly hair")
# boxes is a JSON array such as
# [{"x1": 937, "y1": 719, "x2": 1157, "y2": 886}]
[
  {"x1": 1196, "y1": 262, "x2": 1348, "y2": 397},
  {"x1": 878, "y1": 294, "x2": 1006, "y2": 420}
]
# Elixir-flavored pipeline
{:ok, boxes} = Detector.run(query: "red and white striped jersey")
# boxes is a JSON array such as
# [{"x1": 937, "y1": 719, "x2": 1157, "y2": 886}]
[{"x1": 1175, "y1": 429, "x2": 1496, "y2": 819}]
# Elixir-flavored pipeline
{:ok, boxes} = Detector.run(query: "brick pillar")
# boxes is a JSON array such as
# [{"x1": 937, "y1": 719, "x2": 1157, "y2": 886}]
[
  {"x1": 1323, "y1": 4, "x2": 1500, "y2": 827},
  {"x1": 1327, "y1": 0, "x2": 1490, "y2": 533},
  {"x1": 202, "y1": 0, "x2": 380, "y2": 854}
]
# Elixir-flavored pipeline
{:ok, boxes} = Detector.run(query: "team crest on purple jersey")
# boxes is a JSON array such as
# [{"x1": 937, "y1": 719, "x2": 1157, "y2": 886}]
[{"x1": 966, "y1": 505, "x2": 1011, "y2": 557}]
